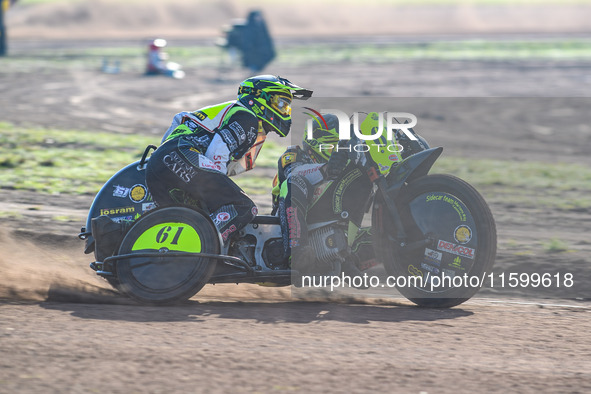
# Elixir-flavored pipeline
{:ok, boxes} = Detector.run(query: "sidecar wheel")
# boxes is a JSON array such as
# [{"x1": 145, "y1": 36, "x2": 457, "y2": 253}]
[{"x1": 115, "y1": 206, "x2": 219, "y2": 305}]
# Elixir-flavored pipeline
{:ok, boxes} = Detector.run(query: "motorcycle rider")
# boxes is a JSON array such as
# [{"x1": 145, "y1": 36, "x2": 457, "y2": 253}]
[
  {"x1": 91, "y1": 75, "x2": 312, "y2": 259},
  {"x1": 274, "y1": 114, "x2": 353, "y2": 273},
  {"x1": 275, "y1": 112, "x2": 430, "y2": 274},
  {"x1": 145, "y1": 75, "x2": 312, "y2": 245}
]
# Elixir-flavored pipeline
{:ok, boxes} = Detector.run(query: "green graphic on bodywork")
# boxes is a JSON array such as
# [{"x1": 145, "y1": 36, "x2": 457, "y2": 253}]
[
  {"x1": 359, "y1": 112, "x2": 403, "y2": 176},
  {"x1": 132, "y1": 222, "x2": 202, "y2": 252}
]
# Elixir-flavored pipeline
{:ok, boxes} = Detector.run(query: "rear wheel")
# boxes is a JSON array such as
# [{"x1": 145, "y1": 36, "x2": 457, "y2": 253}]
[
  {"x1": 115, "y1": 206, "x2": 219, "y2": 304},
  {"x1": 374, "y1": 174, "x2": 497, "y2": 308}
]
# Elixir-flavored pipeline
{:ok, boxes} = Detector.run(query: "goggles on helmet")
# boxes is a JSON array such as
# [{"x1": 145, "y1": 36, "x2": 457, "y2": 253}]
[{"x1": 271, "y1": 94, "x2": 292, "y2": 116}]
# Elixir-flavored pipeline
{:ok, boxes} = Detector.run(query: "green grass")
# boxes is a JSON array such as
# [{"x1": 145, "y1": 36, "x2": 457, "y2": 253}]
[
  {"x1": 0, "y1": 211, "x2": 24, "y2": 220},
  {"x1": 280, "y1": 40, "x2": 591, "y2": 65},
  {"x1": 0, "y1": 122, "x2": 156, "y2": 194},
  {"x1": 5, "y1": 39, "x2": 591, "y2": 75},
  {"x1": 542, "y1": 238, "x2": 571, "y2": 253},
  {"x1": 433, "y1": 156, "x2": 591, "y2": 191},
  {"x1": 432, "y1": 156, "x2": 591, "y2": 209},
  {"x1": 0, "y1": 122, "x2": 284, "y2": 196}
]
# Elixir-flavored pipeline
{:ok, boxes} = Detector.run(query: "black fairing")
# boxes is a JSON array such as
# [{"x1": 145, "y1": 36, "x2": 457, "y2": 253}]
[
  {"x1": 83, "y1": 160, "x2": 153, "y2": 253},
  {"x1": 306, "y1": 162, "x2": 374, "y2": 227},
  {"x1": 385, "y1": 147, "x2": 443, "y2": 199}
]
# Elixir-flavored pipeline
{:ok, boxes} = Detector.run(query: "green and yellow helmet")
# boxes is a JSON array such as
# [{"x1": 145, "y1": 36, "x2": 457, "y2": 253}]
[
  {"x1": 302, "y1": 113, "x2": 340, "y2": 163},
  {"x1": 238, "y1": 75, "x2": 312, "y2": 137}
]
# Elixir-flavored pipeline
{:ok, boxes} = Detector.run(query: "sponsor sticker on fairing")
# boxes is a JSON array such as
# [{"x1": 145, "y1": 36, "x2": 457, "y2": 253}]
[
  {"x1": 216, "y1": 212, "x2": 231, "y2": 222},
  {"x1": 100, "y1": 206, "x2": 135, "y2": 216},
  {"x1": 129, "y1": 184, "x2": 147, "y2": 203},
  {"x1": 221, "y1": 224, "x2": 237, "y2": 241},
  {"x1": 142, "y1": 202, "x2": 156, "y2": 212},
  {"x1": 113, "y1": 185, "x2": 130, "y2": 198},
  {"x1": 112, "y1": 215, "x2": 134, "y2": 223},
  {"x1": 437, "y1": 240, "x2": 475, "y2": 259}
]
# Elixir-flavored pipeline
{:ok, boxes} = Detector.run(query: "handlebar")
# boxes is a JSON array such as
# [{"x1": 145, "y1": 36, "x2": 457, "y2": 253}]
[{"x1": 338, "y1": 137, "x2": 383, "y2": 182}]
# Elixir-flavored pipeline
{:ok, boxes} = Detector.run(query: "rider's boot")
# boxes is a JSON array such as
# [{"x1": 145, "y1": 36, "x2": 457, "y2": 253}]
[{"x1": 91, "y1": 215, "x2": 127, "y2": 262}]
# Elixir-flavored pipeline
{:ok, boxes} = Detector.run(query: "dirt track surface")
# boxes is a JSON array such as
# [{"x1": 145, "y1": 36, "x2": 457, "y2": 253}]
[
  {"x1": 1, "y1": 298, "x2": 590, "y2": 393},
  {"x1": 2, "y1": 1, "x2": 591, "y2": 392}
]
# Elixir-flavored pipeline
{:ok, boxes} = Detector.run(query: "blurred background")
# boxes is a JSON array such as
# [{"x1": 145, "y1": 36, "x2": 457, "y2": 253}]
[
  {"x1": 2, "y1": 0, "x2": 591, "y2": 132},
  {"x1": 6, "y1": 0, "x2": 591, "y2": 39},
  {"x1": 3, "y1": 0, "x2": 591, "y2": 125}
]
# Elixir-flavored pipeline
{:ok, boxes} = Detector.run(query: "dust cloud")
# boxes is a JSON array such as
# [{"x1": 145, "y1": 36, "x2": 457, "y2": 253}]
[
  {"x1": 0, "y1": 229, "x2": 405, "y2": 305},
  {"x1": 0, "y1": 230, "x2": 121, "y2": 303}
]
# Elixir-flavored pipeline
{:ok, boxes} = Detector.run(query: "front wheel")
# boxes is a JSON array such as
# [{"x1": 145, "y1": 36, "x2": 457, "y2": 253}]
[
  {"x1": 115, "y1": 206, "x2": 219, "y2": 304},
  {"x1": 373, "y1": 174, "x2": 497, "y2": 308}
]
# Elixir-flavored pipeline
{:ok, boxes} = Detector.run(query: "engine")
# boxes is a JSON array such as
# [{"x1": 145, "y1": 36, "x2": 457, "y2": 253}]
[{"x1": 309, "y1": 224, "x2": 348, "y2": 266}]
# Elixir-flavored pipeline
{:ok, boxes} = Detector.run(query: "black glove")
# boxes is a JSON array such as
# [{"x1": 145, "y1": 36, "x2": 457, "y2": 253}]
[
  {"x1": 347, "y1": 136, "x2": 368, "y2": 167},
  {"x1": 325, "y1": 145, "x2": 349, "y2": 180}
]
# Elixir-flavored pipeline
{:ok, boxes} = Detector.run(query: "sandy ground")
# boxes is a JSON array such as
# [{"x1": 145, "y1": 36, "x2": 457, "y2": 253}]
[
  {"x1": 1, "y1": 299, "x2": 590, "y2": 394},
  {"x1": 1, "y1": 1, "x2": 591, "y2": 393}
]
